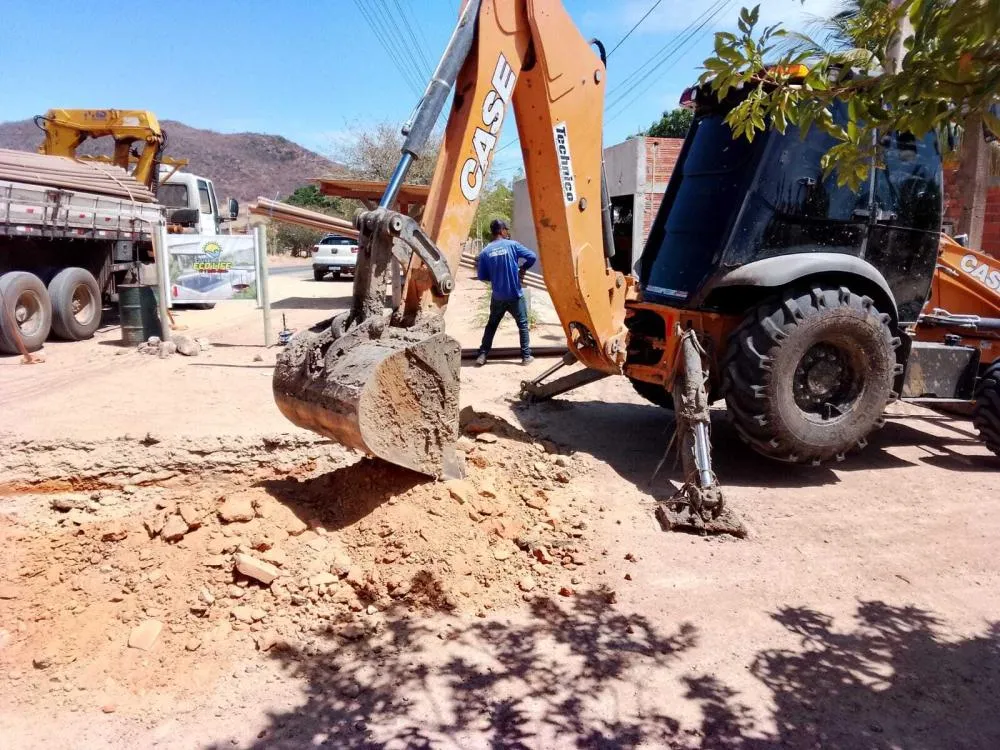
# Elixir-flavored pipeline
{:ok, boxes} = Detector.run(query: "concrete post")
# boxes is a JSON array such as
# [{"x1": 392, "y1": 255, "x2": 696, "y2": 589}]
[
  {"x1": 152, "y1": 223, "x2": 172, "y2": 342},
  {"x1": 254, "y1": 224, "x2": 274, "y2": 347}
]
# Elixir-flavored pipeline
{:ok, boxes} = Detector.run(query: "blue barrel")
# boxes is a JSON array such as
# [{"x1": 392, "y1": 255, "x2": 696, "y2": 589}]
[{"x1": 118, "y1": 284, "x2": 162, "y2": 344}]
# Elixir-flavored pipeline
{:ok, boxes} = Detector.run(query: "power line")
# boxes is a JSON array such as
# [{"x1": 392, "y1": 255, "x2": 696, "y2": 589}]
[
  {"x1": 606, "y1": 0, "x2": 730, "y2": 111},
  {"x1": 607, "y1": 0, "x2": 666, "y2": 57},
  {"x1": 354, "y1": 0, "x2": 424, "y2": 96},
  {"x1": 605, "y1": 0, "x2": 734, "y2": 121},
  {"x1": 370, "y1": 0, "x2": 428, "y2": 91},
  {"x1": 393, "y1": 0, "x2": 436, "y2": 79}
]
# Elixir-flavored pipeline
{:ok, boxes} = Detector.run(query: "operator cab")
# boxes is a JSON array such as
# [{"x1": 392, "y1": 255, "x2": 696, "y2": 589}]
[{"x1": 638, "y1": 76, "x2": 943, "y2": 325}]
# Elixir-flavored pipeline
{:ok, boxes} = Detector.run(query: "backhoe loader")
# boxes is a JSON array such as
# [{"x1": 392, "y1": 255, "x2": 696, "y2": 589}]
[{"x1": 274, "y1": 0, "x2": 1000, "y2": 516}]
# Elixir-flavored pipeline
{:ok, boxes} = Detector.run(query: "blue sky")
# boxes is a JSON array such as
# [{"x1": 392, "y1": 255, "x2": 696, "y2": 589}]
[{"x1": 0, "y1": 0, "x2": 836, "y2": 180}]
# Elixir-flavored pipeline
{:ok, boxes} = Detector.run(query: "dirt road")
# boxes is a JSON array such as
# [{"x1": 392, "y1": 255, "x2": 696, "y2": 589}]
[{"x1": 2, "y1": 263, "x2": 999, "y2": 748}]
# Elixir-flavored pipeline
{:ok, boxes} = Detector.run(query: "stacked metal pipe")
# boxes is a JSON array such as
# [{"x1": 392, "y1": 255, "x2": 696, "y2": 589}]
[
  {"x1": 0, "y1": 149, "x2": 156, "y2": 202},
  {"x1": 248, "y1": 197, "x2": 359, "y2": 239}
]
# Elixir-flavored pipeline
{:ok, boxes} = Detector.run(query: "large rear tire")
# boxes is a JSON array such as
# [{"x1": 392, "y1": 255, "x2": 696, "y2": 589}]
[
  {"x1": 0, "y1": 271, "x2": 52, "y2": 354},
  {"x1": 48, "y1": 267, "x2": 102, "y2": 341},
  {"x1": 973, "y1": 360, "x2": 1000, "y2": 456},
  {"x1": 722, "y1": 285, "x2": 899, "y2": 464},
  {"x1": 629, "y1": 378, "x2": 675, "y2": 410}
]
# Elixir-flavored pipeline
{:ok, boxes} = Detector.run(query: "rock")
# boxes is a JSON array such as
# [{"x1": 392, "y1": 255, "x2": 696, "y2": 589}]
[
  {"x1": 147, "y1": 336, "x2": 161, "y2": 346},
  {"x1": 101, "y1": 704, "x2": 117, "y2": 714},
  {"x1": 195, "y1": 337, "x2": 211, "y2": 351},
  {"x1": 228, "y1": 585, "x2": 246, "y2": 599},
  {"x1": 309, "y1": 572, "x2": 337, "y2": 587},
  {"x1": 128, "y1": 620, "x2": 163, "y2": 651},
  {"x1": 160, "y1": 514, "x2": 189, "y2": 543},
  {"x1": 235, "y1": 553, "x2": 280, "y2": 585},
  {"x1": 330, "y1": 552, "x2": 354, "y2": 578},
  {"x1": 231, "y1": 606, "x2": 254, "y2": 624},
  {"x1": 340, "y1": 623, "x2": 365, "y2": 640},
  {"x1": 66, "y1": 508, "x2": 88, "y2": 526},
  {"x1": 532, "y1": 461, "x2": 549, "y2": 475},
  {"x1": 523, "y1": 492, "x2": 548, "y2": 510},
  {"x1": 444, "y1": 479, "x2": 475, "y2": 505},
  {"x1": 219, "y1": 495, "x2": 256, "y2": 524},
  {"x1": 158, "y1": 340, "x2": 177, "y2": 357},
  {"x1": 559, "y1": 586, "x2": 574, "y2": 597},
  {"x1": 366, "y1": 605, "x2": 379, "y2": 616},
  {"x1": 101, "y1": 524, "x2": 129, "y2": 542},
  {"x1": 32, "y1": 654, "x2": 53, "y2": 670},
  {"x1": 0, "y1": 584, "x2": 18, "y2": 600},
  {"x1": 185, "y1": 637, "x2": 202, "y2": 652},
  {"x1": 199, "y1": 588, "x2": 216, "y2": 606},
  {"x1": 203, "y1": 555, "x2": 228, "y2": 568},
  {"x1": 143, "y1": 513, "x2": 166, "y2": 537},
  {"x1": 254, "y1": 632, "x2": 280, "y2": 652},
  {"x1": 624, "y1": 573, "x2": 633, "y2": 581},
  {"x1": 173, "y1": 334, "x2": 199, "y2": 357},
  {"x1": 476, "y1": 433, "x2": 498, "y2": 444},
  {"x1": 555, "y1": 471, "x2": 571, "y2": 484},
  {"x1": 50, "y1": 494, "x2": 88, "y2": 512},
  {"x1": 261, "y1": 547, "x2": 288, "y2": 567},
  {"x1": 253, "y1": 354, "x2": 264, "y2": 362},
  {"x1": 532, "y1": 546, "x2": 554, "y2": 564},
  {"x1": 178, "y1": 504, "x2": 202, "y2": 529},
  {"x1": 250, "y1": 608, "x2": 266, "y2": 622},
  {"x1": 624, "y1": 552, "x2": 637, "y2": 562},
  {"x1": 517, "y1": 576, "x2": 536, "y2": 592},
  {"x1": 492, "y1": 545, "x2": 514, "y2": 561}
]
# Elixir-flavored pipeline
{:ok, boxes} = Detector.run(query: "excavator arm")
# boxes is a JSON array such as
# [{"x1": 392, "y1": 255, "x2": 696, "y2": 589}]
[
  {"x1": 36, "y1": 109, "x2": 167, "y2": 190},
  {"x1": 273, "y1": 0, "x2": 632, "y2": 477}
]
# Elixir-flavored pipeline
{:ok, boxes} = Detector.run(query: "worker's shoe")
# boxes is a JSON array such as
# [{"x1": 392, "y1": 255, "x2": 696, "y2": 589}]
[
  {"x1": 475, "y1": 353, "x2": 487, "y2": 367},
  {"x1": 521, "y1": 355, "x2": 535, "y2": 366}
]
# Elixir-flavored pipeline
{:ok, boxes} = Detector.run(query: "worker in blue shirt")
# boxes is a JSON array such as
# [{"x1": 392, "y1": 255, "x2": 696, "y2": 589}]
[{"x1": 475, "y1": 219, "x2": 537, "y2": 366}]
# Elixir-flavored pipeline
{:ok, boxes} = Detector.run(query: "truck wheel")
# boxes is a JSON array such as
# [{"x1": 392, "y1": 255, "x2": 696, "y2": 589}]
[
  {"x1": 0, "y1": 271, "x2": 53, "y2": 354},
  {"x1": 629, "y1": 378, "x2": 675, "y2": 410},
  {"x1": 973, "y1": 360, "x2": 1000, "y2": 455},
  {"x1": 722, "y1": 286, "x2": 899, "y2": 464},
  {"x1": 313, "y1": 269, "x2": 325, "y2": 281},
  {"x1": 48, "y1": 267, "x2": 102, "y2": 341}
]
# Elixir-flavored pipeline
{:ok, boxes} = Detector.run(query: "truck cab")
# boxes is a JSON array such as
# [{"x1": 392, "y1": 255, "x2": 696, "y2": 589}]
[{"x1": 157, "y1": 170, "x2": 239, "y2": 234}]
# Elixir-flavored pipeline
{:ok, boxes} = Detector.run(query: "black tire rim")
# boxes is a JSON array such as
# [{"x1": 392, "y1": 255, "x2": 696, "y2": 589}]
[
  {"x1": 13, "y1": 290, "x2": 44, "y2": 337},
  {"x1": 792, "y1": 341, "x2": 863, "y2": 422}
]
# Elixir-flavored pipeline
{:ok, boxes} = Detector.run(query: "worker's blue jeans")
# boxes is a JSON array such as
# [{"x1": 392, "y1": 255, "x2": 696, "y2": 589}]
[{"x1": 478, "y1": 295, "x2": 531, "y2": 359}]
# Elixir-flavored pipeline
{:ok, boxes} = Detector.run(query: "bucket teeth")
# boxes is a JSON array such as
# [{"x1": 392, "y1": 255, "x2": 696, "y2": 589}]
[{"x1": 272, "y1": 316, "x2": 462, "y2": 479}]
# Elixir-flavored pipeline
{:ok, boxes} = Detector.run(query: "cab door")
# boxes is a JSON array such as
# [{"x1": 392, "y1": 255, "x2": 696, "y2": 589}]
[{"x1": 863, "y1": 132, "x2": 943, "y2": 324}]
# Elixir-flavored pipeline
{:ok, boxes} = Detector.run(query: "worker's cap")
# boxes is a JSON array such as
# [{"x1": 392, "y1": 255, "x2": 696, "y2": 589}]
[{"x1": 490, "y1": 218, "x2": 509, "y2": 235}]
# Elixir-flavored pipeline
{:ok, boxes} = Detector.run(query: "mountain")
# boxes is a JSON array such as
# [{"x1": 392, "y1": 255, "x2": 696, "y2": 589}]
[{"x1": 0, "y1": 118, "x2": 345, "y2": 204}]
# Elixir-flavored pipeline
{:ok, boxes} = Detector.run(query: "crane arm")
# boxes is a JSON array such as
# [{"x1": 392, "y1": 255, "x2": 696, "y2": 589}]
[
  {"x1": 36, "y1": 109, "x2": 166, "y2": 189},
  {"x1": 273, "y1": 0, "x2": 631, "y2": 477}
]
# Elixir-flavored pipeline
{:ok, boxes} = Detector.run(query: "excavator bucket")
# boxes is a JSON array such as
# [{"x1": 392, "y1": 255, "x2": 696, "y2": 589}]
[{"x1": 273, "y1": 316, "x2": 462, "y2": 479}]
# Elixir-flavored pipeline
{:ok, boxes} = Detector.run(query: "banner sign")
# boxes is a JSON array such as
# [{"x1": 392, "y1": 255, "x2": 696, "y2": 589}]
[{"x1": 166, "y1": 234, "x2": 258, "y2": 303}]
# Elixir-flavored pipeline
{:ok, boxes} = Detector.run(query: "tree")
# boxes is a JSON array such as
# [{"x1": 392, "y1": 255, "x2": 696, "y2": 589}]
[
  {"x1": 469, "y1": 179, "x2": 514, "y2": 241},
  {"x1": 332, "y1": 123, "x2": 442, "y2": 185},
  {"x1": 703, "y1": 2, "x2": 999, "y2": 243},
  {"x1": 645, "y1": 108, "x2": 694, "y2": 138}
]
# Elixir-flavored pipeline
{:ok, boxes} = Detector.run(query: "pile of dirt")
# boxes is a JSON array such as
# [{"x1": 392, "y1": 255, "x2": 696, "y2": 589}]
[{"x1": 0, "y1": 416, "x2": 595, "y2": 709}]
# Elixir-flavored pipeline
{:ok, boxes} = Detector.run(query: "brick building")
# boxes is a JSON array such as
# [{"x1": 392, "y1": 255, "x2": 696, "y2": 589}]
[
  {"x1": 511, "y1": 136, "x2": 682, "y2": 276},
  {"x1": 942, "y1": 173, "x2": 1000, "y2": 257}
]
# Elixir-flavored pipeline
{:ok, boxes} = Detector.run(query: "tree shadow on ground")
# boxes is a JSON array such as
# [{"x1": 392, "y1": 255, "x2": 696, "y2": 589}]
[
  {"x1": 686, "y1": 601, "x2": 1000, "y2": 749},
  {"x1": 205, "y1": 590, "x2": 700, "y2": 749},
  {"x1": 205, "y1": 596, "x2": 1000, "y2": 749}
]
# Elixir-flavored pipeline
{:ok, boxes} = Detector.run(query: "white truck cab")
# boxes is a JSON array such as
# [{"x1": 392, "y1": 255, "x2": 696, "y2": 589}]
[{"x1": 157, "y1": 169, "x2": 238, "y2": 234}]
